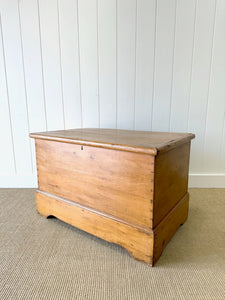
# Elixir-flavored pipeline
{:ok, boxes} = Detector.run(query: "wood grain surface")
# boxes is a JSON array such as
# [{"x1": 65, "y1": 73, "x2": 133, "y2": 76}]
[
  {"x1": 30, "y1": 128, "x2": 195, "y2": 155},
  {"x1": 35, "y1": 139, "x2": 154, "y2": 228},
  {"x1": 153, "y1": 142, "x2": 191, "y2": 227},
  {"x1": 36, "y1": 190, "x2": 154, "y2": 265},
  {"x1": 35, "y1": 189, "x2": 189, "y2": 266},
  {"x1": 31, "y1": 128, "x2": 194, "y2": 265},
  {"x1": 153, "y1": 193, "x2": 189, "y2": 264}
]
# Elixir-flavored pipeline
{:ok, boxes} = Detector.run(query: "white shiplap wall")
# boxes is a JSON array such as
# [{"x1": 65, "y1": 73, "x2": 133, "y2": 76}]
[{"x1": 0, "y1": 0, "x2": 225, "y2": 188}]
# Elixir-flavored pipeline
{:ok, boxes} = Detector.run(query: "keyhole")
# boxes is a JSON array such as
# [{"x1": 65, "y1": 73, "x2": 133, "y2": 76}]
[{"x1": 81, "y1": 146, "x2": 83, "y2": 150}]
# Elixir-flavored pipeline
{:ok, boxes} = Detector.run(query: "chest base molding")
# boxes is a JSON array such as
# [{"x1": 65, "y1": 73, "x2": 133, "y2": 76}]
[{"x1": 36, "y1": 190, "x2": 189, "y2": 266}]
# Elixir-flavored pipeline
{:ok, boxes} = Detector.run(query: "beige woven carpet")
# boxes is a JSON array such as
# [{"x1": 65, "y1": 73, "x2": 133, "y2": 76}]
[{"x1": 0, "y1": 189, "x2": 224, "y2": 300}]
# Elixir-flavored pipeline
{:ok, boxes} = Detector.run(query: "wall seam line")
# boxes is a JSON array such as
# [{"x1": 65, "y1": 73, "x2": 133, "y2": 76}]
[
  {"x1": 17, "y1": 0, "x2": 34, "y2": 173},
  {"x1": 187, "y1": 0, "x2": 198, "y2": 131},
  {"x1": 0, "y1": 14, "x2": 17, "y2": 174},
  {"x1": 57, "y1": 0, "x2": 66, "y2": 130},
  {"x1": 76, "y1": 0, "x2": 83, "y2": 128},
  {"x1": 150, "y1": 0, "x2": 157, "y2": 131},
  {"x1": 168, "y1": 0, "x2": 178, "y2": 132},
  {"x1": 37, "y1": 0, "x2": 48, "y2": 131},
  {"x1": 115, "y1": 0, "x2": 118, "y2": 129},
  {"x1": 96, "y1": 0, "x2": 100, "y2": 128},
  {"x1": 203, "y1": 0, "x2": 217, "y2": 170},
  {"x1": 133, "y1": 0, "x2": 138, "y2": 130}
]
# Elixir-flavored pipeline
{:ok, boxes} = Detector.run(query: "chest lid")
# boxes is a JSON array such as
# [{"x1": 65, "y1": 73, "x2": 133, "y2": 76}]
[{"x1": 30, "y1": 128, "x2": 195, "y2": 156}]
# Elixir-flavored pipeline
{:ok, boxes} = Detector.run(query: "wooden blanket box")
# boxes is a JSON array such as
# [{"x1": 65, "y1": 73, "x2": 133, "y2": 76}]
[{"x1": 30, "y1": 128, "x2": 195, "y2": 266}]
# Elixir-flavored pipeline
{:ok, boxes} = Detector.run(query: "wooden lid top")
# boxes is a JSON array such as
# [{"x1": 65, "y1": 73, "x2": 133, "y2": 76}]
[{"x1": 30, "y1": 128, "x2": 195, "y2": 156}]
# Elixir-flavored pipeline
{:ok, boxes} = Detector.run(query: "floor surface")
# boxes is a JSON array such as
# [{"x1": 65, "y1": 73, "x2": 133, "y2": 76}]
[{"x1": 0, "y1": 189, "x2": 224, "y2": 299}]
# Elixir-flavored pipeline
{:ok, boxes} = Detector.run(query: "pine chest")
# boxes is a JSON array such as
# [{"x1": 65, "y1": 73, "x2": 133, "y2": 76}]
[{"x1": 30, "y1": 128, "x2": 195, "y2": 266}]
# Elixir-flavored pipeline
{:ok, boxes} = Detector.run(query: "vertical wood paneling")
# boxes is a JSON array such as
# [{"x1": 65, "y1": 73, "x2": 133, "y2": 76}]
[
  {"x1": 78, "y1": 0, "x2": 99, "y2": 128},
  {"x1": 117, "y1": 0, "x2": 136, "y2": 129},
  {"x1": 204, "y1": 0, "x2": 225, "y2": 173},
  {"x1": 0, "y1": 0, "x2": 225, "y2": 187},
  {"x1": 188, "y1": 0, "x2": 217, "y2": 173},
  {"x1": 58, "y1": 0, "x2": 82, "y2": 129},
  {"x1": 0, "y1": 0, "x2": 32, "y2": 174},
  {"x1": 19, "y1": 0, "x2": 46, "y2": 133},
  {"x1": 151, "y1": 0, "x2": 176, "y2": 131},
  {"x1": 98, "y1": 0, "x2": 116, "y2": 128},
  {"x1": 134, "y1": 0, "x2": 156, "y2": 131},
  {"x1": 221, "y1": 117, "x2": 225, "y2": 173},
  {"x1": 38, "y1": 0, "x2": 65, "y2": 130},
  {"x1": 19, "y1": 0, "x2": 47, "y2": 174},
  {"x1": 170, "y1": 0, "x2": 196, "y2": 132},
  {"x1": 0, "y1": 16, "x2": 15, "y2": 174}
]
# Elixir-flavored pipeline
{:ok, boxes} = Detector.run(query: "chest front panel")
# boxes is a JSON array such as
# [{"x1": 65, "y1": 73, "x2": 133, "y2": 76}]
[{"x1": 35, "y1": 139, "x2": 154, "y2": 229}]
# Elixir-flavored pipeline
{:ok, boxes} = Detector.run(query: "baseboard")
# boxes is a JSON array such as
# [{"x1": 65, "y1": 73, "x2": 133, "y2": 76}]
[
  {"x1": 0, "y1": 174, "x2": 37, "y2": 188},
  {"x1": 0, "y1": 173, "x2": 225, "y2": 188},
  {"x1": 188, "y1": 174, "x2": 225, "y2": 188}
]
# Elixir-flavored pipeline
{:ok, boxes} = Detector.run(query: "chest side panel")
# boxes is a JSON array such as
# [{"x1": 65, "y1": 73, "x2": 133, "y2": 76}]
[
  {"x1": 153, "y1": 142, "x2": 191, "y2": 227},
  {"x1": 35, "y1": 139, "x2": 154, "y2": 228}
]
